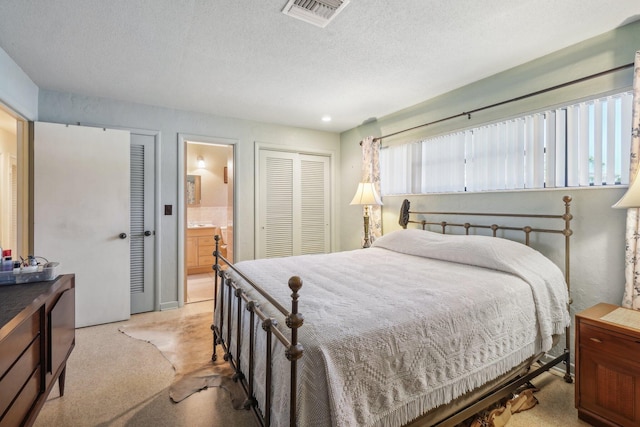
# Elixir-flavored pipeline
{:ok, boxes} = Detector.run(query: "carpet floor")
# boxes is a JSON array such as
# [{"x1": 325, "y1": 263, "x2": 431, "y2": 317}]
[{"x1": 34, "y1": 300, "x2": 588, "y2": 427}]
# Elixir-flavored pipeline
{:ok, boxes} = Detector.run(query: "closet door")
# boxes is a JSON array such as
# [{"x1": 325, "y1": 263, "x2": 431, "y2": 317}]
[
  {"x1": 130, "y1": 133, "x2": 155, "y2": 314},
  {"x1": 257, "y1": 150, "x2": 330, "y2": 259}
]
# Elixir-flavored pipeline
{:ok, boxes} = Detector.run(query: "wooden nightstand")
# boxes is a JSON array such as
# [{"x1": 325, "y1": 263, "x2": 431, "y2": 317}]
[{"x1": 575, "y1": 303, "x2": 640, "y2": 427}]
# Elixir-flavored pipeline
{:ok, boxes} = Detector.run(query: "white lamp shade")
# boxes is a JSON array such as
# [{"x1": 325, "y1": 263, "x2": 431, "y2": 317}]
[
  {"x1": 350, "y1": 182, "x2": 383, "y2": 206},
  {"x1": 613, "y1": 176, "x2": 640, "y2": 208}
]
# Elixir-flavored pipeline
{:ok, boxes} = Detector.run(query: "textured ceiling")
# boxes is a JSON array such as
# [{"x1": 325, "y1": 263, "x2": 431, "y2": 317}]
[{"x1": 0, "y1": 1, "x2": 639, "y2": 132}]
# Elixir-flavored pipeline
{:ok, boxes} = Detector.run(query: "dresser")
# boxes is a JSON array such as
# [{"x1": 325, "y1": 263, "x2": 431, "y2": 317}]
[
  {"x1": 0, "y1": 274, "x2": 75, "y2": 427},
  {"x1": 575, "y1": 303, "x2": 640, "y2": 427}
]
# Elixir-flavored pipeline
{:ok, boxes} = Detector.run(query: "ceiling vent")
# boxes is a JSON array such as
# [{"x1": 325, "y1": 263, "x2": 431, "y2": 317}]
[{"x1": 282, "y1": 0, "x2": 350, "y2": 28}]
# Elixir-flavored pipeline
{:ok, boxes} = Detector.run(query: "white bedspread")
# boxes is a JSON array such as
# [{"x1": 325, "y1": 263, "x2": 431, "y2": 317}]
[{"x1": 221, "y1": 229, "x2": 570, "y2": 427}]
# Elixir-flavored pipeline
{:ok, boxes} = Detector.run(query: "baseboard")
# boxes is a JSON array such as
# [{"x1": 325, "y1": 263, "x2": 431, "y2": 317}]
[{"x1": 160, "y1": 301, "x2": 179, "y2": 311}]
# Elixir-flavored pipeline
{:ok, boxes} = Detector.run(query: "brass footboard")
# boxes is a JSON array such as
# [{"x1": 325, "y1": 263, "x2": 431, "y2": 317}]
[{"x1": 211, "y1": 235, "x2": 303, "y2": 427}]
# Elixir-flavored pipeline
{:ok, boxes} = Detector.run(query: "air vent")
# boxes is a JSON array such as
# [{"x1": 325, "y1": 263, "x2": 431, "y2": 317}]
[{"x1": 282, "y1": 0, "x2": 350, "y2": 28}]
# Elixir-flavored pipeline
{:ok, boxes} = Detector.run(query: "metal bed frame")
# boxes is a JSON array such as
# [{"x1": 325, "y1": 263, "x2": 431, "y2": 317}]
[{"x1": 210, "y1": 195, "x2": 574, "y2": 427}]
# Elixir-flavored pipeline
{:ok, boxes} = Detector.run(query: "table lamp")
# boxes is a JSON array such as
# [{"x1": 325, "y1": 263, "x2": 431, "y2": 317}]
[
  {"x1": 613, "y1": 176, "x2": 640, "y2": 208},
  {"x1": 350, "y1": 182, "x2": 383, "y2": 248}
]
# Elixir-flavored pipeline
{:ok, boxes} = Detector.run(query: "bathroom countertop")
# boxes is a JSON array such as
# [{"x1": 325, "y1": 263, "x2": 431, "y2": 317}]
[{"x1": 187, "y1": 224, "x2": 217, "y2": 229}]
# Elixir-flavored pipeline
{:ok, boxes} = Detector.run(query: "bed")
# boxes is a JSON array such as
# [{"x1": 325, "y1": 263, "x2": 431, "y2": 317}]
[{"x1": 211, "y1": 196, "x2": 573, "y2": 427}]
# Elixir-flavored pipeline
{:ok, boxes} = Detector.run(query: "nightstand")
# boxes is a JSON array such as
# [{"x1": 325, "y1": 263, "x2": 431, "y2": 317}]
[{"x1": 575, "y1": 303, "x2": 640, "y2": 427}]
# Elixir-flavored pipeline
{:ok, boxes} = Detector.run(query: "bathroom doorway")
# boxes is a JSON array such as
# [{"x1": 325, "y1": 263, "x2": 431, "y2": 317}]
[
  {"x1": 184, "y1": 140, "x2": 234, "y2": 303},
  {"x1": 0, "y1": 105, "x2": 28, "y2": 260}
]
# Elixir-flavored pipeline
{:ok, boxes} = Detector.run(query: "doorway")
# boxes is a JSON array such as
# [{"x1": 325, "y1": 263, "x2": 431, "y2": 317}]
[
  {"x1": 0, "y1": 105, "x2": 29, "y2": 263},
  {"x1": 184, "y1": 140, "x2": 234, "y2": 303}
]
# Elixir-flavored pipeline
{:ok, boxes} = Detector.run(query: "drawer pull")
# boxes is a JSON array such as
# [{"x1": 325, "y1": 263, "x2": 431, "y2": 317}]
[{"x1": 589, "y1": 337, "x2": 603, "y2": 343}]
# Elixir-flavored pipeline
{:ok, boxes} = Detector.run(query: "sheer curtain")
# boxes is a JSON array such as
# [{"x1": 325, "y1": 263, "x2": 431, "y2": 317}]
[
  {"x1": 360, "y1": 136, "x2": 382, "y2": 241},
  {"x1": 622, "y1": 50, "x2": 640, "y2": 309}
]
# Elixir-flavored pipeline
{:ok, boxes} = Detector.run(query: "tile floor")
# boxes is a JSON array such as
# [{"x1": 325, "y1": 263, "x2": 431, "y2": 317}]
[{"x1": 186, "y1": 273, "x2": 215, "y2": 303}]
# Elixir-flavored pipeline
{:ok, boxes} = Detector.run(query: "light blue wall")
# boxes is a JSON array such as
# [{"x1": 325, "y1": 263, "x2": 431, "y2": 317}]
[
  {"x1": 340, "y1": 20, "x2": 640, "y2": 318},
  {"x1": 38, "y1": 90, "x2": 340, "y2": 308},
  {"x1": 0, "y1": 46, "x2": 38, "y2": 119}
]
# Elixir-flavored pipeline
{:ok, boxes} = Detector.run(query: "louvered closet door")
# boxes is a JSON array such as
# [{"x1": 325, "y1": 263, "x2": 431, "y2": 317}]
[
  {"x1": 258, "y1": 150, "x2": 330, "y2": 259},
  {"x1": 130, "y1": 133, "x2": 155, "y2": 314}
]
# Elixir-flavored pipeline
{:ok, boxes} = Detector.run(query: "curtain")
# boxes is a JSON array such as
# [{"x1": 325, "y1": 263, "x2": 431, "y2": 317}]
[
  {"x1": 622, "y1": 50, "x2": 640, "y2": 309},
  {"x1": 360, "y1": 136, "x2": 382, "y2": 241}
]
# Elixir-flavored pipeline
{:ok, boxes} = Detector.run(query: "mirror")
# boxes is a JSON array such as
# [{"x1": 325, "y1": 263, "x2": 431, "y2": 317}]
[{"x1": 186, "y1": 174, "x2": 201, "y2": 206}]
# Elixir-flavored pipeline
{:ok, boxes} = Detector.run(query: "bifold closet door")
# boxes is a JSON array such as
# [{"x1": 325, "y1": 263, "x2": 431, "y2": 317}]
[
  {"x1": 34, "y1": 121, "x2": 131, "y2": 327},
  {"x1": 257, "y1": 149, "x2": 330, "y2": 259}
]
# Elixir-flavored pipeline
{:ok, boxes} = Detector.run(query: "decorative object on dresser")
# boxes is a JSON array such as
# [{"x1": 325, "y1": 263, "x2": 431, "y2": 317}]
[
  {"x1": 575, "y1": 303, "x2": 640, "y2": 427},
  {"x1": 211, "y1": 196, "x2": 573, "y2": 427},
  {"x1": 0, "y1": 274, "x2": 75, "y2": 427}
]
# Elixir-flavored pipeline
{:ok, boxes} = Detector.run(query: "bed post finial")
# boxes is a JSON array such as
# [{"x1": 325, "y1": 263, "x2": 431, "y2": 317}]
[
  {"x1": 286, "y1": 276, "x2": 304, "y2": 342},
  {"x1": 399, "y1": 199, "x2": 411, "y2": 228},
  {"x1": 287, "y1": 276, "x2": 304, "y2": 427}
]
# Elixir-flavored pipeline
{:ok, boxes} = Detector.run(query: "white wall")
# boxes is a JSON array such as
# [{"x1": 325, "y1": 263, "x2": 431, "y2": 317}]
[
  {"x1": 186, "y1": 143, "x2": 229, "y2": 208},
  {"x1": 0, "y1": 46, "x2": 38, "y2": 120},
  {"x1": 340, "y1": 20, "x2": 640, "y2": 319},
  {"x1": 38, "y1": 90, "x2": 340, "y2": 307}
]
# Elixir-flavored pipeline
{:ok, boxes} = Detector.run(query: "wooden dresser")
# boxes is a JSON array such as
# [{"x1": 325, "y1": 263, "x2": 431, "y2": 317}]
[
  {"x1": 0, "y1": 274, "x2": 75, "y2": 427},
  {"x1": 575, "y1": 303, "x2": 640, "y2": 427}
]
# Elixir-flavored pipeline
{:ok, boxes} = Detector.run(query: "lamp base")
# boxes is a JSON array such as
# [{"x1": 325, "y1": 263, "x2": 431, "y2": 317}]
[{"x1": 362, "y1": 213, "x2": 371, "y2": 249}]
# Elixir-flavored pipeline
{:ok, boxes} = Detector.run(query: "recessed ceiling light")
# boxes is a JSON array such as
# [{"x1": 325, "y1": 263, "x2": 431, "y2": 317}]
[{"x1": 321, "y1": 115, "x2": 332, "y2": 122}]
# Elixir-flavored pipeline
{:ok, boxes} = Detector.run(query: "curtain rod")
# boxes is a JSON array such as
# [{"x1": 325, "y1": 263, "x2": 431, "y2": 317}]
[{"x1": 369, "y1": 62, "x2": 634, "y2": 143}]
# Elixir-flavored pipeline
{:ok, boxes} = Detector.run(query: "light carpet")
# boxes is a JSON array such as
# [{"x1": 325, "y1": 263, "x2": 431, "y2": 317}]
[{"x1": 119, "y1": 311, "x2": 244, "y2": 405}]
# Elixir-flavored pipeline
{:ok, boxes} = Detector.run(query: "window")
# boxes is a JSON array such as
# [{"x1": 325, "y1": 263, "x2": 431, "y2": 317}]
[{"x1": 380, "y1": 91, "x2": 633, "y2": 195}]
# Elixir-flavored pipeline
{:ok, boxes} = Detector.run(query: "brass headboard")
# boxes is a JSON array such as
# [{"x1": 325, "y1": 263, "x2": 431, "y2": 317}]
[
  {"x1": 398, "y1": 195, "x2": 573, "y2": 384},
  {"x1": 398, "y1": 195, "x2": 573, "y2": 299}
]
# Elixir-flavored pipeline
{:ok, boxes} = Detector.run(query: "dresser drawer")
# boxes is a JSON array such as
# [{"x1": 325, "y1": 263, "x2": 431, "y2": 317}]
[
  {"x1": 198, "y1": 236, "x2": 216, "y2": 246},
  {"x1": 0, "y1": 338, "x2": 41, "y2": 417},
  {"x1": 199, "y1": 255, "x2": 215, "y2": 266},
  {"x1": 198, "y1": 245, "x2": 215, "y2": 257},
  {"x1": 0, "y1": 310, "x2": 40, "y2": 376},
  {"x1": 0, "y1": 366, "x2": 42, "y2": 427},
  {"x1": 579, "y1": 322, "x2": 640, "y2": 355}
]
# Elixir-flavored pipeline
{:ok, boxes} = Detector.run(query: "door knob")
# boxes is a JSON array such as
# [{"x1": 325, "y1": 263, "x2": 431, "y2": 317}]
[
  {"x1": 119, "y1": 233, "x2": 127, "y2": 239},
  {"x1": 144, "y1": 230, "x2": 152, "y2": 236}
]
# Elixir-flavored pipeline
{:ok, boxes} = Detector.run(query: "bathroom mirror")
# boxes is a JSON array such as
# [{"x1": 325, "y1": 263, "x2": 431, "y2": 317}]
[{"x1": 186, "y1": 174, "x2": 201, "y2": 206}]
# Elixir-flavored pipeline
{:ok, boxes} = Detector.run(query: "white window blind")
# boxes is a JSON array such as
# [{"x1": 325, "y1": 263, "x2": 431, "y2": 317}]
[
  {"x1": 422, "y1": 133, "x2": 466, "y2": 193},
  {"x1": 380, "y1": 91, "x2": 633, "y2": 195}
]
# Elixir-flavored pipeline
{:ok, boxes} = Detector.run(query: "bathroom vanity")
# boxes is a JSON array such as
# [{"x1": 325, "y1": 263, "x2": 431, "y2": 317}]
[{"x1": 187, "y1": 226, "x2": 225, "y2": 274}]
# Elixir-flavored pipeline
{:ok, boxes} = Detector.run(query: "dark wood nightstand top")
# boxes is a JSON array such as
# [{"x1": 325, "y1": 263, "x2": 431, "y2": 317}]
[{"x1": 577, "y1": 303, "x2": 640, "y2": 339}]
